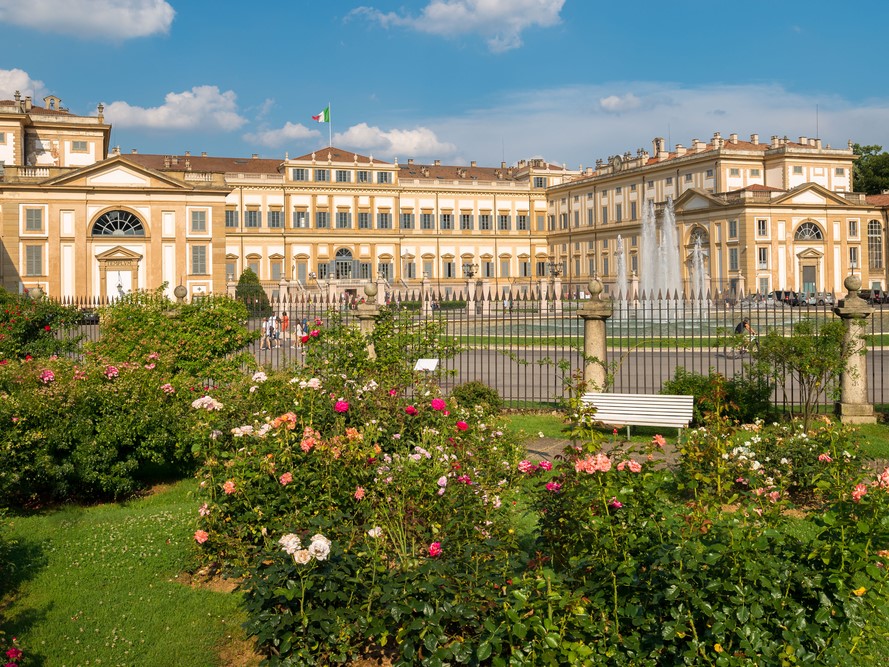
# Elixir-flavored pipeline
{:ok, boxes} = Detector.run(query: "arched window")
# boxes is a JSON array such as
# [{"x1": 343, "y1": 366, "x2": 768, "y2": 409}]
[
  {"x1": 92, "y1": 210, "x2": 145, "y2": 236},
  {"x1": 794, "y1": 221, "x2": 823, "y2": 241},
  {"x1": 334, "y1": 247, "x2": 353, "y2": 279},
  {"x1": 868, "y1": 220, "x2": 884, "y2": 269},
  {"x1": 689, "y1": 227, "x2": 709, "y2": 246}
]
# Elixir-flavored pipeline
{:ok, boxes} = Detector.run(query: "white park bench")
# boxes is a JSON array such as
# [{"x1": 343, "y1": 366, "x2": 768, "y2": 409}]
[{"x1": 580, "y1": 392, "x2": 695, "y2": 439}]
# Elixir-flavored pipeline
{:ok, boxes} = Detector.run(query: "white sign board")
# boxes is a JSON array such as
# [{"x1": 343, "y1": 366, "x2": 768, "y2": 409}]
[{"x1": 414, "y1": 358, "x2": 439, "y2": 372}]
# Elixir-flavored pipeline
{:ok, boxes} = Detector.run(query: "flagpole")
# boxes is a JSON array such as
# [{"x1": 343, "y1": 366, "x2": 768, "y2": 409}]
[{"x1": 328, "y1": 101, "x2": 332, "y2": 147}]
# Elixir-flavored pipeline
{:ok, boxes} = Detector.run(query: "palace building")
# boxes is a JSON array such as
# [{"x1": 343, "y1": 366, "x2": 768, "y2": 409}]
[{"x1": 1, "y1": 94, "x2": 886, "y2": 300}]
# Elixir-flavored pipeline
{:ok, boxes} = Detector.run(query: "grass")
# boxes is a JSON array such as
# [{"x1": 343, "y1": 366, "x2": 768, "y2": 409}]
[
  {"x1": 1, "y1": 480, "x2": 257, "y2": 667},
  {"x1": 857, "y1": 422, "x2": 889, "y2": 460}
]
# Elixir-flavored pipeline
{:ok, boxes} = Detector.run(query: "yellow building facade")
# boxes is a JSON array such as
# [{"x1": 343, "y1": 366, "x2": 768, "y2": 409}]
[{"x1": 1, "y1": 97, "x2": 886, "y2": 300}]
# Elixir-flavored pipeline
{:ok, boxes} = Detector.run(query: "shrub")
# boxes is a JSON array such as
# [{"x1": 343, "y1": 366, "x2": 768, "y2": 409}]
[
  {"x1": 661, "y1": 367, "x2": 772, "y2": 424},
  {"x1": 235, "y1": 268, "x2": 272, "y2": 318},
  {"x1": 0, "y1": 287, "x2": 82, "y2": 361},
  {"x1": 449, "y1": 380, "x2": 503, "y2": 416}
]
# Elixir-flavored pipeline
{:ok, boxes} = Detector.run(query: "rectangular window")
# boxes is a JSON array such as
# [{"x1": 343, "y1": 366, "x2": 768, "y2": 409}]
[
  {"x1": 729, "y1": 168, "x2": 740, "y2": 177},
  {"x1": 292, "y1": 211, "x2": 308, "y2": 228},
  {"x1": 616, "y1": 186, "x2": 622, "y2": 194},
  {"x1": 377, "y1": 172, "x2": 392, "y2": 184},
  {"x1": 793, "y1": 166, "x2": 803, "y2": 175},
  {"x1": 421, "y1": 213, "x2": 434, "y2": 230},
  {"x1": 244, "y1": 210, "x2": 261, "y2": 228},
  {"x1": 533, "y1": 176, "x2": 546, "y2": 188},
  {"x1": 647, "y1": 180, "x2": 654, "y2": 188},
  {"x1": 602, "y1": 239, "x2": 609, "y2": 249},
  {"x1": 536, "y1": 261, "x2": 547, "y2": 277},
  {"x1": 335, "y1": 170, "x2": 351, "y2": 183},
  {"x1": 750, "y1": 168, "x2": 761, "y2": 177},
  {"x1": 377, "y1": 212, "x2": 392, "y2": 229},
  {"x1": 71, "y1": 140, "x2": 88, "y2": 152},
  {"x1": 849, "y1": 246, "x2": 859, "y2": 268},
  {"x1": 226, "y1": 261, "x2": 236, "y2": 281},
  {"x1": 314, "y1": 169, "x2": 329, "y2": 182},
  {"x1": 587, "y1": 258, "x2": 595, "y2": 277},
  {"x1": 483, "y1": 261, "x2": 494, "y2": 278},
  {"x1": 404, "y1": 262, "x2": 416, "y2": 279},
  {"x1": 336, "y1": 212, "x2": 351, "y2": 229},
  {"x1": 631, "y1": 254, "x2": 638, "y2": 272},
  {"x1": 0, "y1": 132, "x2": 5, "y2": 143},
  {"x1": 516, "y1": 214, "x2": 528, "y2": 231},
  {"x1": 191, "y1": 246, "x2": 208, "y2": 275},
  {"x1": 357, "y1": 171, "x2": 370, "y2": 183},
  {"x1": 267, "y1": 210, "x2": 283, "y2": 228},
  {"x1": 630, "y1": 202, "x2": 637, "y2": 220},
  {"x1": 460, "y1": 214, "x2": 474, "y2": 230},
  {"x1": 835, "y1": 167, "x2": 845, "y2": 176},
  {"x1": 728, "y1": 219, "x2": 738, "y2": 238},
  {"x1": 318, "y1": 264, "x2": 328, "y2": 280},
  {"x1": 520, "y1": 261, "x2": 530, "y2": 277},
  {"x1": 616, "y1": 204, "x2": 622, "y2": 222},
  {"x1": 537, "y1": 214, "x2": 545, "y2": 231},
  {"x1": 756, "y1": 219, "x2": 768, "y2": 237},
  {"x1": 849, "y1": 220, "x2": 859, "y2": 238},
  {"x1": 191, "y1": 210, "x2": 207, "y2": 232},
  {"x1": 498, "y1": 214, "x2": 510, "y2": 231},
  {"x1": 500, "y1": 259, "x2": 510, "y2": 278},
  {"x1": 684, "y1": 173, "x2": 693, "y2": 182},
  {"x1": 559, "y1": 213, "x2": 568, "y2": 229},
  {"x1": 422, "y1": 260, "x2": 433, "y2": 278},
  {"x1": 440, "y1": 213, "x2": 453, "y2": 230},
  {"x1": 315, "y1": 211, "x2": 329, "y2": 228},
  {"x1": 729, "y1": 247, "x2": 739, "y2": 271},
  {"x1": 358, "y1": 212, "x2": 371, "y2": 229},
  {"x1": 400, "y1": 213, "x2": 414, "y2": 229},
  {"x1": 665, "y1": 177, "x2": 673, "y2": 185},
  {"x1": 587, "y1": 209, "x2": 594, "y2": 226},
  {"x1": 573, "y1": 211, "x2": 579, "y2": 227},
  {"x1": 377, "y1": 262, "x2": 392, "y2": 280},
  {"x1": 359, "y1": 263, "x2": 371, "y2": 279},
  {"x1": 24, "y1": 209, "x2": 43, "y2": 231},
  {"x1": 757, "y1": 247, "x2": 769, "y2": 270},
  {"x1": 601, "y1": 207, "x2": 608, "y2": 225},
  {"x1": 225, "y1": 209, "x2": 239, "y2": 228},
  {"x1": 602, "y1": 257, "x2": 609, "y2": 276},
  {"x1": 706, "y1": 169, "x2": 714, "y2": 177},
  {"x1": 292, "y1": 168, "x2": 308, "y2": 181},
  {"x1": 25, "y1": 245, "x2": 42, "y2": 276},
  {"x1": 271, "y1": 261, "x2": 283, "y2": 280},
  {"x1": 478, "y1": 214, "x2": 490, "y2": 230},
  {"x1": 443, "y1": 261, "x2": 455, "y2": 278}
]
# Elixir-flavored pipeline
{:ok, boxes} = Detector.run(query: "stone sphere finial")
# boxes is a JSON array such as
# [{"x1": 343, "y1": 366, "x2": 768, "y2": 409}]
[
  {"x1": 844, "y1": 274, "x2": 862, "y2": 295},
  {"x1": 588, "y1": 278, "x2": 604, "y2": 299},
  {"x1": 173, "y1": 284, "x2": 187, "y2": 301},
  {"x1": 364, "y1": 282, "x2": 378, "y2": 298}
]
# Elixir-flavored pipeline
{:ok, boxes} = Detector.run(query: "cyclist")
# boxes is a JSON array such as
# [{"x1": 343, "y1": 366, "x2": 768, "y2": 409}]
[
  {"x1": 735, "y1": 318, "x2": 757, "y2": 336},
  {"x1": 733, "y1": 318, "x2": 758, "y2": 354}
]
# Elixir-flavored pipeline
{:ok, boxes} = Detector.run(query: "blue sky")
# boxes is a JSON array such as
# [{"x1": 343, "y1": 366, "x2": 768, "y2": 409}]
[{"x1": 1, "y1": 0, "x2": 887, "y2": 169}]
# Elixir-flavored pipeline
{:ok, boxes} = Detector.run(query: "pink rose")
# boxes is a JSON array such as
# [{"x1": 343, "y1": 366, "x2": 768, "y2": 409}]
[
  {"x1": 389, "y1": 389, "x2": 398, "y2": 396},
  {"x1": 538, "y1": 460, "x2": 553, "y2": 471},
  {"x1": 652, "y1": 434, "x2": 666, "y2": 448},
  {"x1": 334, "y1": 400, "x2": 349, "y2": 413},
  {"x1": 428, "y1": 541, "x2": 442, "y2": 558},
  {"x1": 223, "y1": 480, "x2": 236, "y2": 494},
  {"x1": 545, "y1": 481, "x2": 562, "y2": 493},
  {"x1": 456, "y1": 421, "x2": 468, "y2": 431},
  {"x1": 194, "y1": 530, "x2": 209, "y2": 544},
  {"x1": 279, "y1": 472, "x2": 293, "y2": 486},
  {"x1": 354, "y1": 486, "x2": 365, "y2": 500},
  {"x1": 609, "y1": 497, "x2": 623, "y2": 509},
  {"x1": 431, "y1": 398, "x2": 446, "y2": 411},
  {"x1": 405, "y1": 405, "x2": 418, "y2": 416},
  {"x1": 818, "y1": 453, "x2": 832, "y2": 462},
  {"x1": 852, "y1": 483, "x2": 868, "y2": 503}
]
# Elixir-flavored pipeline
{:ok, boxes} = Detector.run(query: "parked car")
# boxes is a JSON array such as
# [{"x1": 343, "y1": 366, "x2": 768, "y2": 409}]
[
  {"x1": 858, "y1": 289, "x2": 887, "y2": 305},
  {"x1": 802, "y1": 291, "x2": 835, "y2": 306},
  {"x1": 768, "y1": 290, "x2": 804, "y2": 306}
]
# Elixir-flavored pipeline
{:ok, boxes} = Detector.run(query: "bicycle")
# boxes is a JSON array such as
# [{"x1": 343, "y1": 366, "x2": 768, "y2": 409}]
[{"x1": 722, "y1": 334, "x2": 758, "y2": 358}]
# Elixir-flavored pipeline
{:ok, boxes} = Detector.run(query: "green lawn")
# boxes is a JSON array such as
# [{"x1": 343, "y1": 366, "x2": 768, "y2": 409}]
[{"x1": 1, "y1": 480, "x2": 255, "y2": 667}]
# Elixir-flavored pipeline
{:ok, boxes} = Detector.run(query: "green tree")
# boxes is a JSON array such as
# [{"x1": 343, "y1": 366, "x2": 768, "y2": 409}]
[
  {"x1": 234, "y1": 268, "x2": 272, "y2": 317},
  {"x1": 852, "y1": 143, "x2": 889, "y2": 195},
  {"x1": 753, "y1": 319, "x2": 850, "y2": 429},
  {"x1": 0, "y1": 287, "x2": 82, "y2": 361}
]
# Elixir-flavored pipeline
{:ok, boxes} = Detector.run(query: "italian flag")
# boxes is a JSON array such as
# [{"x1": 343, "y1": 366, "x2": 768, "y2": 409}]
[{"x1": 312, "y1": 106, "x2": 330, "y2": 123}]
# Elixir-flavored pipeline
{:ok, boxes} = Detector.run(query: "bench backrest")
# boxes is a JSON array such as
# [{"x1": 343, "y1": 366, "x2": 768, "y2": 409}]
[{"x1": 581, "y1": 392, "x2": 694, "y2": 429}]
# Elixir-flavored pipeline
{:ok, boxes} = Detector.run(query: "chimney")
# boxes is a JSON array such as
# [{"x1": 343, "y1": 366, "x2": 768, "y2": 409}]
[
  {"x1": 164, "y1": 156, "x2": 171, "y2": 168},
  {"x1": 201, "y1": 151, "x2": 207, "y2": 157},
  {"x1": 470, "y1": 160, "x2": 477, "y2": 167},
  {"x1": 712, "y1": 131, "x2": 723, "y2": 148},
  {"x1": 799, "y1": 136, "x2": 807, "y2": 145},
  {"x1": 433, "y1": 159, "x2": 441, "y2": 166},
  {"x1": 771, "y1": 135, "x2": 779, "y2": 148},
  {"x1": 252, "y1": 153, "x2": 259, "y2": 159},
  {"x1": 111, "y1": 146, "x2": 120, "y2": 156},
  {"x1": 652, "y1": 137, "x2": 665, "y2": 157},
  {"x1": 501, "y1": 161, "x2": 507, "y2": 169},
  {"x1": 730, "y1": 133, "x2": 738, "y2": 144},
  {"x1": 24, "y1": 96, "x2": 32, "y2": 112},
  {"x1": 750, "y1": 133, "x2": 759, "y2": 145},
  {"x1": 815, "y1": 139, "x2": 822, "y2": 149},
  {"x1": 407, "y1": 158, "x2": 414, "y2": 165},
  {"x1": 184, "y1": 150, "x2": 191, "y2": 157},
  {"x1": 130, "y1": 149, "x2": 138, "y2": 154},
  {"x1": 692, "y1": 139, "x2": 705, "y2": 152},
  {"x1": 675, "y1": 144, "x2": 686, "y2": 156},
  {"x1": 14, "y1": 90, "x2": 20, "y2": 104}
]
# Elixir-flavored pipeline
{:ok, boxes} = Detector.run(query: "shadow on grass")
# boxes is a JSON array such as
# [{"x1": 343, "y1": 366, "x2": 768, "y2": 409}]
[{"x1": 0, "y1": 536, "x2": 51, "y2": 666}]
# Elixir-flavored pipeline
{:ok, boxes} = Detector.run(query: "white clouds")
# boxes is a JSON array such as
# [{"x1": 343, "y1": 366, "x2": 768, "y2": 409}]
[
  {"x1": 599, "y1": 93, "x2": 641, "y2": 113},
  {"x1": 0, "y1": 69, "x2": 45, "y2": 99},
  {"x1": 0, "y1": 0, "x2": 174, "y2": 39},
  {"x1": 244, "y1": 122, "x2": 319, "y2": 147},
  {"x1": 333, "y1": 123, "x2": 457, "y2": 160},
  {"x1": 104, "y1": 86, "x2": 246, "y2": 131},
  {"x1": 351, "y1": 0, "x2": 564, "y2": 52}
]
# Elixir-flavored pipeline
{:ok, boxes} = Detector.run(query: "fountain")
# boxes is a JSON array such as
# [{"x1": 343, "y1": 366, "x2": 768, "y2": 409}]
[
  {"x1": 614, "y1": 234, "x2": 629, "y2": 317},
  {"x1": 689, "y1": 235, "x2": 709, "y2": 316},
  {"x1": 639, "y1": 197, "x2": 683, "y2": 318}
]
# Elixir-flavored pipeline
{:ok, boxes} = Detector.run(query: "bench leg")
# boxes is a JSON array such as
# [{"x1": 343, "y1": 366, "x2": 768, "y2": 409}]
[{"x1": 626, "y1": 425, "x2": 631, "y2": 440}]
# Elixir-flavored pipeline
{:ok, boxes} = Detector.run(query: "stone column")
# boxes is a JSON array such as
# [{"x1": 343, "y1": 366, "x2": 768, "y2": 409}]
[
  {"x1": 226, "y1": 279, "x2": 236, "y2": 298},
  {"x1": 375, "y1": 276, "x2": 387, "y2": 305},
  {"x1": 552, "y1": 276, "x2": 563, "y2": 315},
  {"x1": 577, "y1": 278, "x2": 613, "y2": 392},
  {"x1": 479, "y1": 279, "x2": 491, "y2": 315},
  {"x1": 465, "y1": 278, "x2": 475, "y2": 316},
  {"x1": 356, "y1": 283, "x2": 380, "y2": 360},
  {"x1": 278, "y1": 277, "x2": 290, "y2": 302},
  {"x1": 538, "y1": 278, "x2": 548, "y2": 313},
  {"x1": 833, "y1": 275, "x2": 876, "y2": 424},
  {"x1": 421, "y1": 273, "x2": 432, "y2": 317}
]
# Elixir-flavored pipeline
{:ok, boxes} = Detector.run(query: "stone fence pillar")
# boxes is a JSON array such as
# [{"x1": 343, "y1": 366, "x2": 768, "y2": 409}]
[
  {"x1": 833, "y1": 275, "x2": 876, "y2": 424},
  {"x1": 356, "y1": 283, "x2": 380, "y2": 360},
  {"x1": 577, "y1": 278, "x2": 613, "y2": 392}
]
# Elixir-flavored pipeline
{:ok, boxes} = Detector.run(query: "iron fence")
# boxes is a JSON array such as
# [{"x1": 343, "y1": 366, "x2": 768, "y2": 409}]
[{"x1": 47, "y1": 291, "x2": 887, "y2": 413}]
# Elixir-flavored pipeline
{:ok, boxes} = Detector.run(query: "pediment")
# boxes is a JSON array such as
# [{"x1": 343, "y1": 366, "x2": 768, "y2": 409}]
[
  {"x1": 43, "y1": 156, "x2": 192, "y2": 190},
  {"x1": 797, "y1": 248, "x2": 823, "y2": 259},
  {"x1": 673, "y1": 188, "x2": 724, "y2": 212},
  {"x1": 773, "y1": 182, "x2": 851, "y2": 207},
  {"x1": 95, "y1": 245, "x2": 144, "y2": 261}
]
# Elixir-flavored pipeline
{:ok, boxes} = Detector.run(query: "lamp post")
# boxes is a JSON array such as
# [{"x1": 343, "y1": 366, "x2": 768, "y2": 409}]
[{"x1": 463, "y1": 262, "x2": 478, "y2": 315}]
